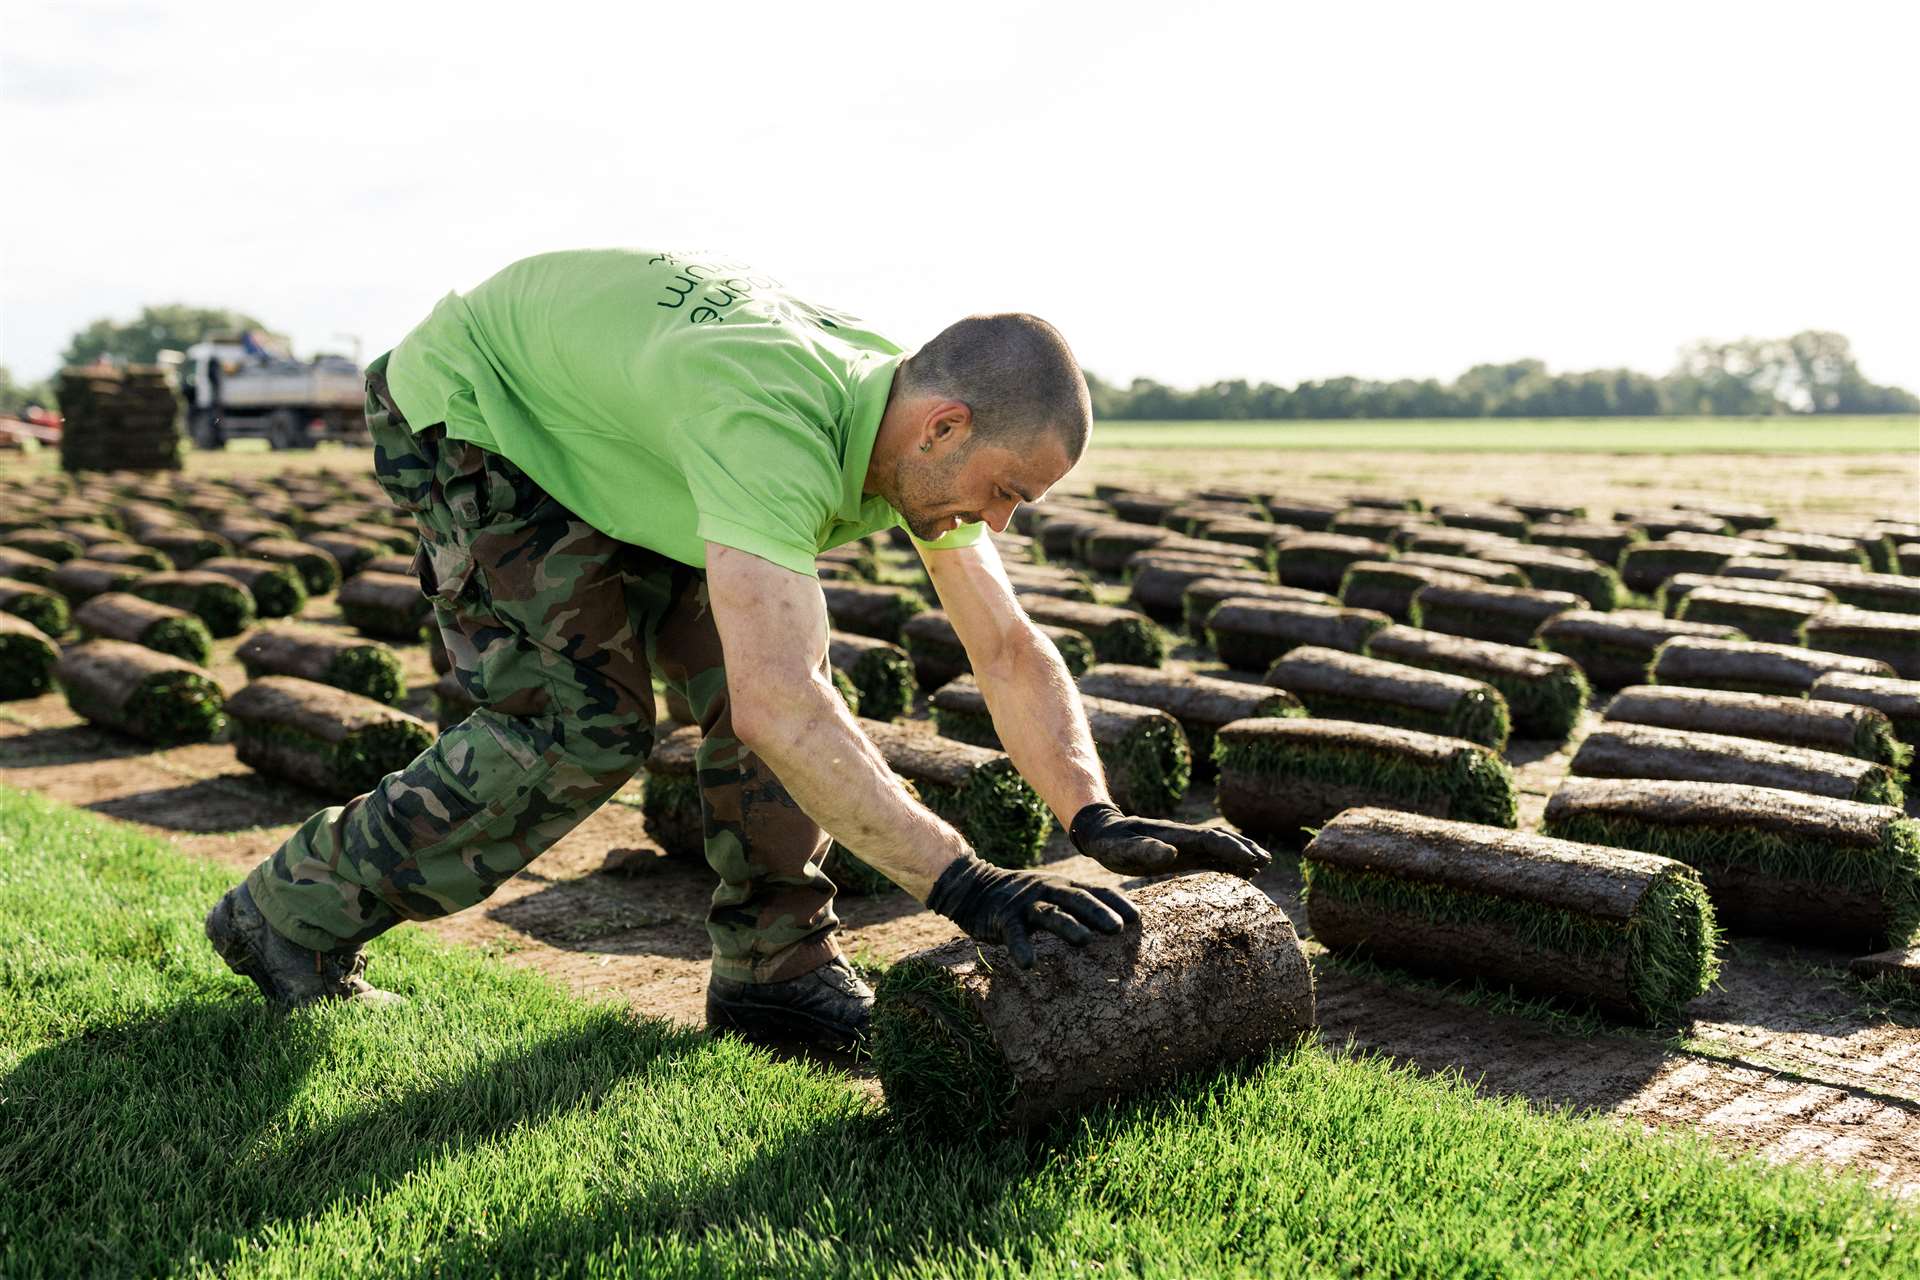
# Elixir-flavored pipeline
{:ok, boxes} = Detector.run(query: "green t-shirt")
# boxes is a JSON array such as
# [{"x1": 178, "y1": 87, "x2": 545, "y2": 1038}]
[{"x1": 385, "y1": 248, "x2": 983, "y2": 575}]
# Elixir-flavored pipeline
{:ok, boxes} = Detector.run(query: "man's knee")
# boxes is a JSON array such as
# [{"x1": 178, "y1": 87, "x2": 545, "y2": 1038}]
[{"x1": 551, "y1": 715, "x2": 655, "y2": 797}]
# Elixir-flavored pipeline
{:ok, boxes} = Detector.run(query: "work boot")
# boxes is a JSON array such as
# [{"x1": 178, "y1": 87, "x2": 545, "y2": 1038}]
[
  {"x1": 706, "y1": 956, "x2": 872, "y2": 1053},
  {"x1": 204, "y1": 881, "x2": 405, "y2": 1010}
]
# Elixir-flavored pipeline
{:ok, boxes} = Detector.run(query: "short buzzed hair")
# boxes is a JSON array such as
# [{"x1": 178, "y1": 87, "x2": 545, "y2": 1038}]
[{"x1": 897, "y1": 313, "x2": 1091, "y2": 456}]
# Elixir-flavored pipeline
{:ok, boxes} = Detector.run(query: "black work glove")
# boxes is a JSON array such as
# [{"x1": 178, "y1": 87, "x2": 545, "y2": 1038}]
[
  {"x1": 926, "y1": 854, "x2": 1140, "y2": 969},
  {"x1": 1069, "y1": 802, "x2": 1270, "y2": 878}
]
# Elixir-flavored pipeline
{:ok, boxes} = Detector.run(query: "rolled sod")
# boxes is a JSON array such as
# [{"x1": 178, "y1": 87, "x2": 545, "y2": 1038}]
[
  {"x1": 1302, "y1": 808, "x2": 1717, "y2": 1024},
  {"x1": 1339, "y1": 561, "x2": 1485, "y2": 623},
  {"x1": 1274, "y1": 533, "x2": 1394, "y2": 594},
  {"x1": 1658, "y1": 573, "x2": 1835, "y2": 616},
  {"x1": 57, "y1": 521, "x2": 128, "y2": 547},
  {"x1": 236, "y1": 624, "x2": 408, "y2": 705},
  {"x1": 49, "y1": 558, "x2": 144, "y2": 605},
  {"x1": 1213, "y1": 717, "x2": 1517, "y2": 845},
  {"x1": 1409, "y1": 582, "x2": 1583, "y2": 647},
  {"x1": 1500, "y1": 497, "x2": 1586, "y2": 522},
  {"x1": 138, "y1": 527, "x2": 232, "y2": 569},
  {"x1": 1605, "y1": 684, "x2": 1907, "y2": 770},
  {"x1": 73, "y1": 593, "x2": 214, "y2": 665},
  {"x1": 1650, "y1": 636, "x2": 1895, "y2": 697},
  {"x1": 57, "y1": 639, "x2": 225, "y2": 745},
  {"x1": 130, "y1": 569, "x2": 257, "y2": 639},
  {"x1": 0, "y1": 529, "x2": 83, "y2": 563},
  {"x1": 0, "y1": 576, "x2": 72, "y2": 637},
  {"x1": 1078, "y1": 521, "x2": 1179, "y2": 573},
  {"x1": 1206, "y1": 598, "x2": 1389, "y2": 672},
  {"x1": 1480, "y1": 546, "x2": 1624, "y2": 611},
  {"x1": 337, "y1": 571, "x2": 431, "y2": 643},
  {"x1": 1544, "y1": 778, "x2": 1918, "y2": 949},
  {"x1": 1344, "y1": 492, "x2": 1422, "y2": 511},
  {"x1": 1364, "y1": 624, "x2": 1591, "y2": 741},
  {"x1": 228, "y1": 676, "x2": 435, "y2": 797},
  {"x1": 1536, "y1": 610, "x2": 1744, "y2": 690},
  {"x1": 1431, "y1": 503, "x2": 1530, "y2": 539},
  {"x1": 818, "y1": 541, "x2": 879, "y2": 580},
  {"x1": 1390, "y1": 552, "x2": 1528, "y2": 587},
  {"x1": 1077, "y1": 663, "x2": 1302, "y2": 779},
  {"x1": 1685, "y1": 501, "x2": 1776, "y2": 532},
  {"x1": 1761, "y1": 567, "x2": 1920, "y2": 616},
  {"x1": 856, "y1": 717, "x2": 1053, "y2": 867},
  {"x1": 243, "y1": 538, "x2": 343, "y2": 596},
  {"x1": 1328, "y1": 510, "x2": 1430, "y2": 545},
  {"x1": 1802, "y1": 608, "x2": 1920, "y2": 681},
  {"x1": 1618, "y1": 511, "x2": 1732, "y2": 539},
  {"x1": 1812, "y1": 673, "x2": 1920, "y2": 748},
  {"x1": 820, "y1": 581, "x2": 926, "y2": 643},
  {"x1": 1529, "y1": 521, "x2": 1645, "y2": 565},
  {"x1": 1569, "y1": 722, "x2": 1903, "y2": 806},
  {"x1": 1182, "y1": 577, "x2": 1336, "y2": 639},
  {"x1": 82, "y1": 542, "x2": 173, "y2": 573},
  {"x1": 1265, "y1": 498, "x2": 1342, "y2": 531},
  {"x1": 1104, "y1": 491, "x2": 1185, "y2": 526},
  {"x1": 304, "y1": 530, "x2": 386, "y2": 577},
  {"x1": 901, "y1": 609, "x2": 1093, "y2": 692},
  {"x1": 1128, "y1": 559, "x2": 1268, "y2": 626},
  {"x1": 1196, "y1": 517, "x2": 1292, "y2": 553},
  {"x1": 343, "y1": 520, "x2": 420, "y2": 553},
  {"x1": 196, "y1": 556, "x2": 308, "y2": 620},
  {"x1": 0, "y1": 612, "x2": 59, "y2": 700},
  {"x1": 1264, "y1": 645, "x2": 1510, "y2": 750},
  {"x1": 1619, "y1": 539, "x2": 1746, "y2": 593},
  {"x1": 872, "y1": 871, "x2": 1315, "y2": 1136},
  {"x1": 1019, "y1": 598, "x2": 1166, "y2": 668},
  {"x1": 931, "y1": 675, "x2": 1192, "y2": 817},
  {"x1": 0, "y1": 547, "x2": 57, "y2": 586},
  {"x1": 1035, "y1": 514, "x2": 1117, "y2": 563},
  {"x1": 1000, "y1": 562, "x2": 1095, "y2": 603},
  {"x1": 828, "y1": 632, "x2": 915, "y2": 721},
  {"x1": 1673, "y1": 586, "x2": 1827, "y2": 645},
  {"x1": 1402, "y1": 529, "x2": 1516, "y2": 558},
  {"x1": 1750, "y1": 528, "x2": 1869, "y2": 566}
]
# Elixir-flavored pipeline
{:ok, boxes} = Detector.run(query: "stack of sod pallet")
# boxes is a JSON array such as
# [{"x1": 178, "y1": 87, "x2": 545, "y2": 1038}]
[{"x1": 55, "y1": 365, "x2": 183, "y2": 472}]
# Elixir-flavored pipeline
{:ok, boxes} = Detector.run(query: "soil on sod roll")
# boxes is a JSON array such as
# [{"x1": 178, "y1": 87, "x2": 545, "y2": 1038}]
[
  {"x1": 1035, "y1": 514, "x2": 1116, "y2": 563},
  {"x1": 362, "y1": 554, "x2": 417, "y2": 578},
  {"x1": 901, "y1": 610, "x2": 1092, "y2": 691},
  {"x1": 820, "y1": 581, "x2": 926, "y2": 643},
  {"x1": 304, "y1": 531, "x2": 385, "y2": 577},
  {"x1": 1205, "y1": 598, "x2": 1390, "y2": 672},
  {"x1": 828, "y1": 632, "x2": 916, "y2": 721},
  {"x1": 1274, "y1": 533, "x2": 1394, "y2": 594},
  {"x1": 1077, "y1": 663, "x2": 1303, "y2": 777},
  {"x1": 1213, "y1": 717, "x2": 1517, "y2": 845},
  {"x1": 1536, "y1": 610, "x2": 1745, "y2": 690},
  {"x1": 1674, "y1": 587, "x2": 1826, "y2": 646},
  {"x1": 1302, "y1": 808, "x2": 1716, "y2": 1025},
  {"x1": 1409, "y1": 582, "x2": 1583, "y2": 648},
  {"x1": 236, "y1": 625, "x2": 408, "y2": 705},
  {"x1": 872, "y1": 871, "x2": 1315, "y2": 1137},
  {"x1": 1364, "y1": 624, "x2": 1590, "y2": 741},
  {"x1": 930, "y1": 675, "x2": 1192, "y2": 817},
  {"x1": 137, "y1": 528, "x2": 232, "y2": 569},
  {"x1": 227, "y1": 676, "x2": 435, "y2": 796},
  {"x1": 1657, "y1": 573, "x2": 1835, "y2": 616},
  {"x1": 1650, "y1": 636, "x2": 1894, "y2": 697},
  {"x1": 1181, "y1": 578, "x2": 1334, "y2": 638},
  {"x1": 999, "y1": 562, "x2": 1095, "y2": 603},
  {"x1": 130, "y1": 570, "x2": 258, "y2": 639},
  {"x1": 1728, "y1": 563, "x2": 1920, "y2": 616},
  {"x1": 1812, "y1": 673, "x2": 1920, "y2": 747},
  {"x1": 1480, "y1": 546, "x2": 1624, "y2": 611},
  {"x1": 337, "y1": 571, "x2": 431, "y2": 643},
  {"x1": 1339, "y1": 562, "x2": 1485, "y2": 623},
  {"x1": 196, "y1": 556, "x2": 308, "y2": 619},
  {"x1": 1401, "y1": 529, "x2": 1516, "y2": 558},
  {"x1": 1529, "y1": 521, "x2": 1645, "y2": 565},
  {"x1": 1501, "y1": 497, "x2": 1586, "y2": 522},
  {"x1": 1263, "y1": 645, "x2": 1510, "y2": 750},
  {"x1": 1105, "y1": 492, "x2": 1185, "y2": 526},
  {"x1": 1803, "y1": 608, "x2": 1920, "y2": 681},
  {"x1": 1544, "y1": 778, "x2": 1920, "y2": 950},
  {"x1": 1432, "y1": 503, "x2": 1531, "y2": 539},
  {"x1": 1620, "y1": 539, "x2": 1751, "y2": 594},
  {"x1": 1019, "y1": 598, "x2": 1165, "y2": 668},
  {"x1": 1390, "y1": 552, "x2": 1528, "y2": 587},
  {"x1": 1264, "y1": 498, "x2": 1342, "y2": 531},
  {"x1": 1078, "y1": 521, "x2": 1179, "y2": 573},
  {"x1": 1128, "y1": 559, "x2": 1268, "y2": 626},
  {"x1": 0, "y1": 612, "x2": 59, "y2": 700},
  {"x1": 0, "y1": 547, "x2": 57, "y2": 586},
  {"x1": 48, "y1": 558, "x2": 143, "y2": 605},
  {"x1": 0, "y1": 577, "x2": 72, "y2": 637},
  {"x1": 1750, "y1": 529, "x2": 1870, "y2": 566},
  {"x1": 0, "y1": 529, "x2": 83, "y2": 563},
  {"x1": 82, "y1": 543, "x2": 173, "y2": 573},
  {"x1": 73, "y1": 593, "x2": 214, "y2": 664},
  {"x1": 1605, "y1": 685, "x2": 1908, "y2": 770},
  {"x1": 56, "y1": 639, "x2": 225, "y2": 744},
  {"x1": 243, "y1": 538, "x2": 343, "y2": 596},
  {"x1": 858, "y1": 718, "x2": 1053, "y2": 867},
  {"x1": 1569, "y1": 722, "x2": 1903, "y2": 806}
]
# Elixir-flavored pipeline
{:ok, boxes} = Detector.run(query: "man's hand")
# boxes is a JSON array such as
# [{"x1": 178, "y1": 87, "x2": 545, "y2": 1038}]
[
  {"x1": 1069, "y1": 803, "x2": 1270, "y2": 878},
  {"x1": 927, "y1": 854, "x2": 1139, "y2": 969}
]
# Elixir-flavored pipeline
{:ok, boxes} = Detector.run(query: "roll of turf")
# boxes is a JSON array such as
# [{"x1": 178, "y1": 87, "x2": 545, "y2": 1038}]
[
  {"x1": 243, "y1": 538, "x2": 343, "y2": 596},
  {"x1": 1303, "y1": 808, "x2": 1717, "y2": 1024},
  {"x1": 818, "y1": 541, "x2": 879, "y2": 580},
  {"x1": 1213, "y1": 717, "x2": 1516, "y2": 844},
  {"x1": 73, "y1": 592, "x2": 214, "y2": 664},
  {"x1": 859, "y1": 717, "x2": 1053, "y2": 867},
  {"x1": 1529, "y1": 522, "x2": 1644, "y2": 566},
  {"x1": 1078, "y1": 521, "x2": 1178, "y2": 573},
  {"x1": 304, "y1": 531, "x2": 385, "y2": 577},
  {"x1": 872, "y1": 871, "x2": 1314, "y2": 1136},
  {"x1": 1275, "y1": 533, "x2": 1393, "y2": 593},
  {"x1": 1265, "y1": 498, "x2": 1342, "y2": 531},
  {"x1": 1544, "y1": 778, "x2": 1918, "y2": 949},
  {"x1": 1196, "y1": 516, "x2": 1291, "y2": 553},
  {"x1": 1685, "y1": 502, "x2": 1776, "y2": 533},
  {"x1": 228, "y1": 676, "x2": 434, "y2": 796},
  {"x1": 57, "y1": 639, "x2": 225, "y2": 744},
  {"x1": 1128, "y1": 559, "x2": 1268, "y2": 625},
  {"x1": 1432, "y1": 503, "x2": 1530, "y2": 539},
  {"x1": 1077, "y1": 662, "x2": 1303, "y2": 777},
  {"x1": 1674, "y1": 587, "x2": 1825, "y2": 645},
  {"x1": 930, "y1": 674, "x2": 1192, "y2": 817},
  {"x1": 1619, "y1": 512, "x2": 1733, "y2": 539},
  {"x1": 214, "y1": 515, "x2": 296, "y2": 547},
  {"x1": 1000, "y1": 562, "x2": 1095, "y2": 603},
  {"x1": 1339, "y1": 561, "x2": 1484, "y2": 623},
  {"x1": 1364, "y1": 624, "x2": 1590, "y2": 740},
  {"x1": 58, "y1": 521, "x2": 127, "y2": 548},
  {"x1": 820, "y1": 581, "x2": 926, "y2": 643},
  {"x1": 1105, "y1": 492, "x2": 1184, "y2": 526},
  {"x1": 829, "y1": 632, "x2": 916, "y2": 721},
  {"x1": 236, "y1": 625, "x2": 407, "y2": 705},
  {"x1": 0, "y1": 548, "x2": 56, "y2": 586},
  {"x1": 0, "y1": 577, "x2": 71, "y2": 637},
  {"x1": 197, "y1": 556, "x2": 307, "y2": 619},
  {"x1": 1409, "y1": 582, "x2": 1583, "y2": 647},
  {"x1": 1205, "y1": 598, "x2": 1389, "y2": 672},
  {"x1": 1751, "y1": 529, "x2": 1870, "y2": 566},
  {"x1": 1182, "y1": 577, "x2": 1334, "y2": 638},
  {"x1": 1481, "y1": 546, "x2": 1624, "y2": 611},
  {"x1": 139, "y1": 528, "x2": 232, "y2": 569},
  {"x1": 1344, "y1": 492, "x2": 1423, "y2": 511},
  {"x1": 1901, "y1": 544, "x2": 1920, "y2": 576},
  {"x1": 901, "y1": 609, "x2": 1092, "y2": 692},
  {"x1": 344, "y1": 521, "x2": 420, "y2": 553},
  {"x1": 1264, "y1": 645, "x2": 1510, "y2": 750},
  {"x1": 1658, "y1": 574, "x2": 1834, "y2": 616},
  {"x1": 1402, "y1": 529, "x2": 1516, "y2": 558},
  {"x1": 1329, "y1": 509, "x2": 1430, "y2": 543},
  {"x1": 1570, "y1": 722, "x2": 1902, "y2": 805},
  {"x1": 1501, "y1": 497, "x2": 1586, "y2": 522},
  {"x1": 1812, "y1": 673, "x2": 1920, "y2": 747},
  {"x1": 1536, "y1": 610, "x2": 1744, "y2": 689},
  {"x1": 48, "y1": 557, "x2": 143, "y2": 605},
  {"x1": 0, "y1": 530, "x2": 82, "y2": 563},
  {"x1": 337, "y1": 571, "x2": 430, "y2": 642},
  {"x1": 131, "y1": 569, "x2": 258, "y2": 638},
  {"x1": 83, "y1": 543, "x2": 173, "y2": 573},
  {"x1": 1620, "y1": 539, "x2": 1751, "y2": 593},
  {"x1": 1390, "y1": 552, "x2": 1528, "y2": 587},
  {"x1": 1650, "y1": 636, "x2": 1894, "y2": 696},
  {"x1": 1727, "y1": 564, "x2": 1920, "y2": 616},
  {"x1": 1802, "y1": 608, "x2": 1920, "y2": 681},
  {"x1": 0, "y1": 612, "x2": 59, "y2": 700},
  {"x1": 1605, "y1": 685, "x2": 1907, "y2": 769},
  {"x1": 1035, "y1": 514, "x2": 1116, "y2": 563},
  {"x1": 1020, "y1": 598, "x2": 1166, "y2": 667}
]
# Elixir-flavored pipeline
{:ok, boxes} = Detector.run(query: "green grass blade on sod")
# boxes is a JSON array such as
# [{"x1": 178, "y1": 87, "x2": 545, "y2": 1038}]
[{"x1": 0, "y1": 612, "x2": 60, "y2": 700}]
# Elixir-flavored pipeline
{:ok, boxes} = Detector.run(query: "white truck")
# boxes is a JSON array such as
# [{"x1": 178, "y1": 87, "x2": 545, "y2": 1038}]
[{"x1": 183, "y1": 337, "x2": 368, "y2": 449}]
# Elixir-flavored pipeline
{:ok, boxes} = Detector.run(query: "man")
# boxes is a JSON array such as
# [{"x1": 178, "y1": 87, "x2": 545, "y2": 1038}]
[{"x1": 205, "y1": 248, "x2": 1268, "y2": 1051}]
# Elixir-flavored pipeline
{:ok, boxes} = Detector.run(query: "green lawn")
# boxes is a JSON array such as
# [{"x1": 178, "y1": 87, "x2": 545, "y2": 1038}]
[
  {"x1": 1090, "y1": 416, "x2": 1920, "y2": 454},
  {"x1": 2, "y1": 784, "x2": 1915, "y2": 1279}
]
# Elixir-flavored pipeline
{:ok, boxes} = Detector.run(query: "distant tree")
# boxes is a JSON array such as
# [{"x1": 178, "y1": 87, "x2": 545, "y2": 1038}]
[
  {"x1": 60, "y1": 305, "x2": 282, "y2": 368},
  {"x1": 0, "y1": 365, "x2": 56, "y2": 416}
]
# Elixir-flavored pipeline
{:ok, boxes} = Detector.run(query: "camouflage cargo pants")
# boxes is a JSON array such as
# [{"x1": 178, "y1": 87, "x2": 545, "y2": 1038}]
[{"x1": 243, "y1": 353, "x2": 843, "y2": 983}]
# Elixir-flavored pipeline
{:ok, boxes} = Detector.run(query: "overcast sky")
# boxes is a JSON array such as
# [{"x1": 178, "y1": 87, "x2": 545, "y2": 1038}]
[{"x1": 4, "y1": 1, "x2": 1916, "y2": 393}]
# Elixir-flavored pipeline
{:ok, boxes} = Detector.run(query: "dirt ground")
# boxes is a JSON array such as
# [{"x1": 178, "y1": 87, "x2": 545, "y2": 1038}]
[{"x1": 3, "y1": 447, "x2": 1917, "y2": 1197}]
